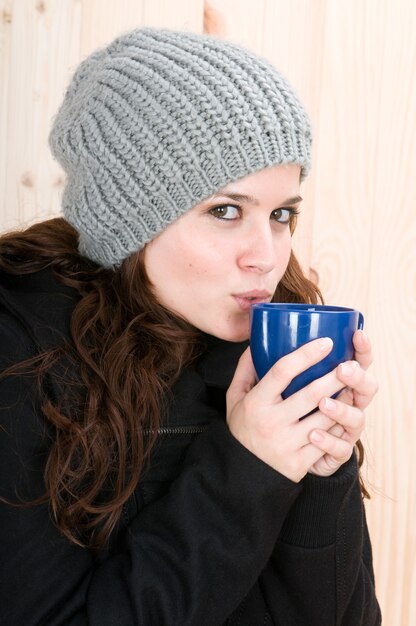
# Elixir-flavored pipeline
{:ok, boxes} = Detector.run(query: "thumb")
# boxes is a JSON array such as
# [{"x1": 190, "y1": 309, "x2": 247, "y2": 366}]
[{"x1": 227, "y1": 347, "x2": 258, "y2": 408}]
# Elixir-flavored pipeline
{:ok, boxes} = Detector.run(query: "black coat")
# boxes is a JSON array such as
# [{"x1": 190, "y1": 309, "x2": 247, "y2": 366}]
[{"x1": 0, "y1": 267, "x2": 381, "y2": 625}]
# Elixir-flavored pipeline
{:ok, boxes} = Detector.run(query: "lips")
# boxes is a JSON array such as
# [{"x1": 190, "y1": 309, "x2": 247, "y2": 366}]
[{"x1": 232, "y1": 290, "x2": 272, "y2": 311}]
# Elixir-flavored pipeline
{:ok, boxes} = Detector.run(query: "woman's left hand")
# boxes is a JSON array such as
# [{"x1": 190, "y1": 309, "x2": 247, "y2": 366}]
[{"x1": 308, "y1": 329, "x2": 379, "y2": 477}]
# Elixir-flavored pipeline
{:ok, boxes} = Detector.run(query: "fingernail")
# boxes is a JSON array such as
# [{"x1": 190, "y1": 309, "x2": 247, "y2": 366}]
[
  {"x1": 311, "y1": 430, "x2": 324, "y2": 442},
  {"x1": 341, "y1": 363, "x2": 354, "y2": 376},
  {"x1": 319, "y1": 337, "x2": 333, "y2": 351},
  {"x1": 323, "y1": 397, "x2": 336, "y2": 411}
]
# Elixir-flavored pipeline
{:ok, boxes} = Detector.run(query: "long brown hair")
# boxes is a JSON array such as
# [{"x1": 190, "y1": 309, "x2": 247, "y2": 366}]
[{"x1": 0, "y1": 216, "x2": 368, "y2": 550}]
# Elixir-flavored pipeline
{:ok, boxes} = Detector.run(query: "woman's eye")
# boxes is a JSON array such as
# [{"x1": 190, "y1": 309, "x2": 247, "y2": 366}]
[
  {"x1": 271, "y1": 208, "x2": 299, "y2": 224},
  {"x1": 209, "y1": 205, "x2": 240, "y2": 220}
]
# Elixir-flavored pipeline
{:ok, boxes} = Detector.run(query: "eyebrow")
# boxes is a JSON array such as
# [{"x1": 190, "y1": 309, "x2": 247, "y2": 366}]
[{"x1": 208, "y1": 192, "x2": 303, "y2": 206}]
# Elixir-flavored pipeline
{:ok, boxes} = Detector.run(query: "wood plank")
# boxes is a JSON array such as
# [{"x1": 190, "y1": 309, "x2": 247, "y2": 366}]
[
  {"x1": 311, "y1": 1, "x2": 416, "y2": 623},
  {"x1": 1, "y1": 2, "x2": 416, "y2": 622},
  {"x1": 0, "y1": 0, "x2": 13, "y2": 228},
  {"x1": 143, "y1": 0, "x2": 204, "y2": 31}
]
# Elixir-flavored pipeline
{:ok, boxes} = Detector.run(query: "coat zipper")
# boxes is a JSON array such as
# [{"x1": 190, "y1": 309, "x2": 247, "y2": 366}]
[{"x1": 143, "y1": 424, "x2": 209, "y2": 436}]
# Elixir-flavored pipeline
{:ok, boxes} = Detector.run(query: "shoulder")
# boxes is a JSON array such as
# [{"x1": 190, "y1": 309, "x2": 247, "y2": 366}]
[
  {"x1": 0, "y1": 266, "x2": 80, "y2": 356},
  {"x1": 0, "y1": 268, "x2": 79, "y2": 488}
]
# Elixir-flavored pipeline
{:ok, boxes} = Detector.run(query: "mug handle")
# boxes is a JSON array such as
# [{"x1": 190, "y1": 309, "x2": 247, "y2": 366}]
[{"x1": 358, "y1": 312, "x2": 364, "y2": 330}]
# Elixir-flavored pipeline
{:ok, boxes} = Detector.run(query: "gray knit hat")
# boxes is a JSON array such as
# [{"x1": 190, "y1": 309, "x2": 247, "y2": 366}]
[{"x1": 49, "y1": 27, "x2": 312, "y2": 269}]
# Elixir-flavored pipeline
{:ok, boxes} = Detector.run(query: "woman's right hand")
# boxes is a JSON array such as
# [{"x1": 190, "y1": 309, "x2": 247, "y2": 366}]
[{"x1": 226, "y1": 338, "x2": 349, "y2": 483}]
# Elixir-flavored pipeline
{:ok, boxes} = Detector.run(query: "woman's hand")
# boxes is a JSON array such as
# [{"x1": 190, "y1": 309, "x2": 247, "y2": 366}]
[
  {"x1": 307, "y1": 329, "x2": 379, "y2": 477},
  {"x1": 226, "y1": 337, "x2": 351, "y2": 483}
]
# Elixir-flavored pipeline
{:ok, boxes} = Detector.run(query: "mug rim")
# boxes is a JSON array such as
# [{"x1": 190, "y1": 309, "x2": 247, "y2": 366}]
[{"x1": 250, "y1": 303, "x2": 358, "y2": 313}]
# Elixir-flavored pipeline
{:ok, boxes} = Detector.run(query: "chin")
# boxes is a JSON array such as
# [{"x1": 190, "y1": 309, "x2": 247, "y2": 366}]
[
  {"x1": 209, "y1": 324, "x2": 250, "y2": 343},
  {"x1": 228, "y1": 328, "x2": 250, "y2": 342}
]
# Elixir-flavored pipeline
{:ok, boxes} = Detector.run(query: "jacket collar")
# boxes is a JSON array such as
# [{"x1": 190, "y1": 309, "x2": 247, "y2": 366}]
[{"x1": 196, "y1": 333, "x2": 249, "y2": 390}]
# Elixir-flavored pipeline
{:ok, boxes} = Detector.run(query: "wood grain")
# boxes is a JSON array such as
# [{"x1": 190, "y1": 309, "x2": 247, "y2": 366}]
[
  {"x1": 1, "y1": 0, "x2": 415, "y2": 622},
  {"x1": 313, "y1": 4, "x2": 416, "y2": 623}
]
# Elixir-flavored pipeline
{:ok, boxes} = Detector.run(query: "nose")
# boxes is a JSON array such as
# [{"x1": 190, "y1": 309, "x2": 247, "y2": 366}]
[{"x1": 237, "y1": 223, "x2": 278, "y2": 274}]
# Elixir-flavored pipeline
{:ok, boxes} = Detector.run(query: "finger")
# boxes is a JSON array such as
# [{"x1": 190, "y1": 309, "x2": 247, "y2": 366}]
[
  {"x1": 336, "y1": 386, "x2": 354, "y2": 406},
  {"x1": 309, "y1": 429, "x2": 354, "y2": 463},
  {"x1": 352, "y1": 329, "x2": 373, "y2": 370},
  {"x1": 296, "y1": 411, "x2": 337, "y2": 441},
  {"x1": 298, "y1": 440, "x2": 329, "y2": 470},
  {"x1": 318, "y1": 396, "x2": 365, "y2": 437},
  {"x1": 226, "y1": 347, "x2": 257, "y2": 407},
  {"x1": 276, "y1": 366, "x2": 347, "y2": 424},
  {"x1": 336, "y1": 361, "x2": 379, "y2": 411},
  {"x1": 253, "y1": 337, "x2": 334, "y2": 403},
  {"x1": 327, "y1": 423, "x2": 345, "y2": 437},
  {"x1": 296, "y1": 409, "x2": 347, "y2": 449}
]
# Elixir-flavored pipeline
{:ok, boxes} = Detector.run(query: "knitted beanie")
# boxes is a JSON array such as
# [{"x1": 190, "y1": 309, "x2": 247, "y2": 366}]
[{"x1": 49, "y1": 27, "x2": 312, "y2": 269}]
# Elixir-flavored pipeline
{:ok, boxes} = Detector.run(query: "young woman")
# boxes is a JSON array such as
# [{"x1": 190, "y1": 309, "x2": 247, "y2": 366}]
[{"x1": 0, "y1": 27, "x2": 380, "y2": 625}]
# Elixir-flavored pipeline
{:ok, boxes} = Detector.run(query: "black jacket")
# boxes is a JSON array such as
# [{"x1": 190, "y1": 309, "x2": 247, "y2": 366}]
[{"x1": 0, "y1": 267, "x2": 381, "y2": 625}]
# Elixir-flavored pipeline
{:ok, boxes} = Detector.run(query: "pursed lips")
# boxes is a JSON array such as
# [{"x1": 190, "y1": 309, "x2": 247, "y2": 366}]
[{"x1": 232, "y1": 290, "x2": 272, "y2": 311}]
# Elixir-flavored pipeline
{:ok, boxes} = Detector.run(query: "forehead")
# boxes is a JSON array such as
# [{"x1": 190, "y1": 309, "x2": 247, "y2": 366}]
[{"x1": 207, "y1": 164, "x2": 302, "y2": 204}]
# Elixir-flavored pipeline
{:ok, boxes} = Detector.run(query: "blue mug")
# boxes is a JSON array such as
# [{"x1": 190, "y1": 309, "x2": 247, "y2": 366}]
[{"x1": 250, "y1": 303, "x2": 364, "y2": 399}]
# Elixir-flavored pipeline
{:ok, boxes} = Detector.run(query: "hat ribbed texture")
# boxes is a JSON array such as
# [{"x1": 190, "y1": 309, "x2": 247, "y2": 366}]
[{"x1": 49, "y1": 27, "x2": 312, "y2": 268}]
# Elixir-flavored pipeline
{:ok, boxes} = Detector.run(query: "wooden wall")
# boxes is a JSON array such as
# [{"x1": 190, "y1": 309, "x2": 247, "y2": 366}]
[{"x1": 1, "y1": 1, "x2": 415, "y2": 623}]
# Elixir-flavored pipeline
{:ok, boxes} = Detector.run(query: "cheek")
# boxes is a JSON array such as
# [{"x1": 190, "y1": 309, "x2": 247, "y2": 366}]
[
  {"x1": 277, "y1": 235, "x2": 292, "y2": 271},
  {"x1": 181, "y1": 243, "x2": 227, "y2": 280},
  {"x1": 147, "y1": 234, "x2": 224, "y2": 287}
]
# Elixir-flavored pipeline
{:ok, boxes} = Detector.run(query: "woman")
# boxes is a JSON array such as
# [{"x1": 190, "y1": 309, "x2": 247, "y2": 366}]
[{"x1": 0, "y1": 27, "x2": 380, "y2": 625}]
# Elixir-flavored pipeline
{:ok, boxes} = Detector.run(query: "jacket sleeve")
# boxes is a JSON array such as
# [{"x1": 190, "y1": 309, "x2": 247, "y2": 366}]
[
  {"x1": 1, "y1": 309, "x2": 305, "y2": 626},
  {"x1": 228, "y1": 454, "x2": 382, "y2": 626},
  {"x1": 260, "y1": 456, "x2": 381, "y2": 626}
]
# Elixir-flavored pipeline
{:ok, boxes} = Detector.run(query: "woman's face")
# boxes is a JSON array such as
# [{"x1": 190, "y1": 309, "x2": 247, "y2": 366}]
[{"x1": 144, "y1": 164, "x2": 302, "y2": 341}]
